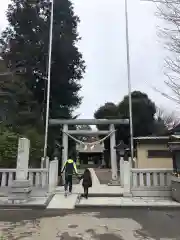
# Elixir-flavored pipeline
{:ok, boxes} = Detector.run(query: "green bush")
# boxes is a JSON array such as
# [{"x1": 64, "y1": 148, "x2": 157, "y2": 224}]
[
  {"x1": 0, "y1": 127, "x2": 19, "y2": 168},
  {"x1": 0, "y1": 125, "x2": 44, "y2": 168},
  {"x1": 23, "y1": 128, "x2": 44, "y2": 167}
]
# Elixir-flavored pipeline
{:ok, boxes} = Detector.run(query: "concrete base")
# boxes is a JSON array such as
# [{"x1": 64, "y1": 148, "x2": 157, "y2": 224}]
[
  {"x1": 123, "y1": 192, "x2": 132, "y2": 197},
  {"x1": 131, "y1": 189, "x2": 171, "y2": 197},
  {"x1": 9, "y1": 180, "x2": 32, "y2": 204},
  {"x1": 172, "y1": 176, "x2": 180, "y2": 202},
  {"x1": 0, "y1": 194, "x2": 54, "y2": 209},
  {"x1": 11, "y1": 179, "x2": 31, "y2": 188}
]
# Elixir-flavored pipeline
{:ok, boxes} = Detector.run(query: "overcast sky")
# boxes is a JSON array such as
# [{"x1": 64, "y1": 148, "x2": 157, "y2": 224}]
[{"x1": 0, "y1": 0, "x2": 178, "y2": 119}]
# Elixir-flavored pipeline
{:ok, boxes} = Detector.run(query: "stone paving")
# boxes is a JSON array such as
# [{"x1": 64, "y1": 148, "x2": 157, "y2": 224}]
[
  {"x1": 89, "y1": 168, "x2": 101, "y2": 185},
  {"x1": 47, "y1": 193, "x2": 78, "y2": 209},
  {"x1": 77, "y1": 196, "x2": 180, "y2": 207},
  {"x1": 46, "y1": 192, "x2": 180, "y2": 209},
  {"x1": 55, "y1": 184, "x2": 124, "y2": 195},
  {"x1": 1, "y1": 208, "x2": 180, "y2": 239},
  {"x1": 94, "y1": 168, "x2": 114, "y2": 184}
]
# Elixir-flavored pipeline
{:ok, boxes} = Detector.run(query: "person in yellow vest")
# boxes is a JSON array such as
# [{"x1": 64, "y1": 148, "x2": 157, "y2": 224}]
[{"x1": 61, "y1": 155, "x2": 78, "y2": 197}]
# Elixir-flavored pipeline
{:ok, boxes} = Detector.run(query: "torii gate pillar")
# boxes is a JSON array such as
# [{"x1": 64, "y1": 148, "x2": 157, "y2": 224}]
[
  {"x1": 110, "y1": 124, "x2": 118, "y2": 181},
  {"x1": 62, "y1": 124, "x2": 68, "y2": 166}
]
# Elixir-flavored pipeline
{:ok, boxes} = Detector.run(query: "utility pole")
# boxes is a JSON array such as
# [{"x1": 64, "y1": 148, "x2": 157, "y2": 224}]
[{"x1": 43, "y1": 0, "x2": 54, "y2": 159}]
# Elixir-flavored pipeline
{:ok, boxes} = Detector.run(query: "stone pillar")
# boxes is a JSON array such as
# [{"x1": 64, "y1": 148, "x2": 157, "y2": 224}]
[
  {"x1": 41, "y1": 156, "x2": 49, "y2": 169},
  {"x1": 41, "y1": 157, "x2": 44, "y2": 168},
  {"x1": 62, "y1": 124, "x2": 68, "y2": 184},
  {"x1": 129, "y1": 156, "x2": 132, "y2": 169},
  {"x1": 123, "y1": 160, "x2": 132, "y2": 197},
  {"x1": 101, "y1": 152, "x2": 106, "y2": 167},
  {"x1": 120, "y1": 156, "x2": 124, "y2": 186},
  {"x1": 62, "y1": 124, "x2": 68, "y2": 167},
  {"x1": 46, "y1": 156, "x2": 50, "y2": 169},
  {"x1": 49, "y1": 159, "x2": 59, "y2": 192},
  {"x1": 133, "y1": 157, "x2": 136, "y2": 168},
  {"x1": 16, "y1": 138, "x2": 30, "y2": 181},
  {"x1": 9, "y1": 138, "x2": 32, "y2": 203},
  {"x1": 109, "y1": 124, "x2": 118, "y2": 181},
  {"x1": 76, "y1": 152, "x2": 80, "y2": 168}
]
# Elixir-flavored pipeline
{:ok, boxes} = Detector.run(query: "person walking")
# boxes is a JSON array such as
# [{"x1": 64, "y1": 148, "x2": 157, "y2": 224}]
[
  {"x1": 61, "y1": 155, "x2": 78, "y2": 197},
  {"x1": 79, "y1": 168, "x2": 92, "y2": 199}
]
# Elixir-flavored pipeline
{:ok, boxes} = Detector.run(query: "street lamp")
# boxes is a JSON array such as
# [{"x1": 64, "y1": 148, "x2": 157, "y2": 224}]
[
  {"x1": 124, "y1": 0, "x2": 134, "y2": 161},
  {"x1": 43, "y1": 0, "x2": 54, "y2": 159}
]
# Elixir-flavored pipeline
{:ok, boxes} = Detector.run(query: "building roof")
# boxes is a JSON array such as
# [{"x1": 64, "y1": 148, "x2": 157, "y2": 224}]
[
  {"x1": 168, "y1": 124, "x2": 180, "y2": 134},
  {"x1": 133, "y1": 136, "x2": 169, "y2": 140},
  {"x1": 171, "y1": 135, "x2": 180, "y2": 139}
]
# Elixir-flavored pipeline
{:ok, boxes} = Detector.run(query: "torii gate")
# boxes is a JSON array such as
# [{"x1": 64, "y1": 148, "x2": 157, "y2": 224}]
[{"x1": 49, "y1": 118, "x2": 129, "y2": 182}]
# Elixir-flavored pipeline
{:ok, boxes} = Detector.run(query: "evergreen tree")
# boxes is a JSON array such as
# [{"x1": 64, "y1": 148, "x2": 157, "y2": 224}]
[
  {"x1": 0, "y1": 59, "x2": 42, "y2": 132},
  {"x1": 0, "y1": 0, "x2": 85, "y2": 155},
  {"x1": 0, "y1": 0, "x2": 85, "y2": 120},
  {"x1": 0, "y1": 60, "x2": 44, "y2": 166}
]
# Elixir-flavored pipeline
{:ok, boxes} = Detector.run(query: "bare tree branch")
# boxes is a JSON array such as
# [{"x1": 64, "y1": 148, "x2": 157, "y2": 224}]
[
  {"x1": 155, "y1": 106, "x2": 180, "y2": 129},
  {"x1": 155, "y1": 0, "x2": 180, "y2": 103}
]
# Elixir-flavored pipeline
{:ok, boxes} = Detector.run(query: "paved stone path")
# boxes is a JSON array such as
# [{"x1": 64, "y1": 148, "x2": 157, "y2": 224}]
[
  {"x1": 55, "y1": 184, "x2": 124, "y2": 195},
  {"x1": 1, "y1": 208, "x2": 180, "y2": 239},
  {"x1": 94, "y1": 168, "x2": 114, "y2": 184},
  {"x1": 78, "y1": 196, "x2": 180, "y2": 207},
  {"x1": 47, "y1": 168, "x2": 102, "y2": 209},
  {"x1": 89, "y1": 168, "x2": 101, "y2": 185},
  {"x1": 47, "y1": 193, "x2": 78, "y2": 209}
]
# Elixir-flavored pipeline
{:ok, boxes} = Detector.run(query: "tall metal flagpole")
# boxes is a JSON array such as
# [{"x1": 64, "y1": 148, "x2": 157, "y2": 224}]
[
  {"x1": 124, "y1": 0, "x2": 134, "y2": 160},
  {"x1": 43, "y1": 0, "x2": 54, "y2": 159}
]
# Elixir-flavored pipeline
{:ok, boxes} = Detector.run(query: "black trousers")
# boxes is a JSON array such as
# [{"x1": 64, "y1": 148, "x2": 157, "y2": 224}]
[
  {"x1": 83, "y1": 186, "x2": 89, "y2": 198},
  {"x1": 65, "y1": 174, "x2": 73, "y2": 192}
]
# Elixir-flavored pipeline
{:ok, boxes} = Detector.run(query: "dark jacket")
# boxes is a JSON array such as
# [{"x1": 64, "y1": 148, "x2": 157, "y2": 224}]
[
  {"x1": 61, "y1": 159, "x2": 78, "y2": 176},
  {"x1": 80, "y1": 169, "x2": 92, "y2": 188}
]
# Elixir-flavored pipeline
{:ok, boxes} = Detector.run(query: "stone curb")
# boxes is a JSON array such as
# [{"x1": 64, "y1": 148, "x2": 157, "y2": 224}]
[
  {"x1": 75, "y1": 204, "x2": 180, "y2": 209},
  {"x1": 54, "y1": 191, "x2": 123, "y2": 197},
  {"x1": 44, "y1": 193, "x2": 55, "y2": 207},
  {"x1": 80, "y1": 193, "x2": 123, "y2": 197},
  {"x1": 75, "y1": 194, "x2": 124, "y2": 206},
  {"x1": 0, "y1": 204, "x2": 46, "y2": 210}
]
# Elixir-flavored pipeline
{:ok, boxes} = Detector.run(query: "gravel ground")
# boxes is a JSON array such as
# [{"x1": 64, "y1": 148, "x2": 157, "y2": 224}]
[{"x1": 0, "y1": 208, "x2": 180, "y2": 239}]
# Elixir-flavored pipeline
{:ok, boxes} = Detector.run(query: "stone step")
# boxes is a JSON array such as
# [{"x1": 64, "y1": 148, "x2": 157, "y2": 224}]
[
  {"x1": 11, "y1": 188, "x2": 31, "y2": 193},
  {"x1": 8, "y1": 195, "x2": 30, "y2": 201},
  {"x1": 55, "y1": 184, "x2": 124, "y2": 196},
  {"x1": 79, "y1": 193, "x2": 123, "y2": 197},
  {"x1": 75, "y1": 197, "x2": 180, "y2": 208}
]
